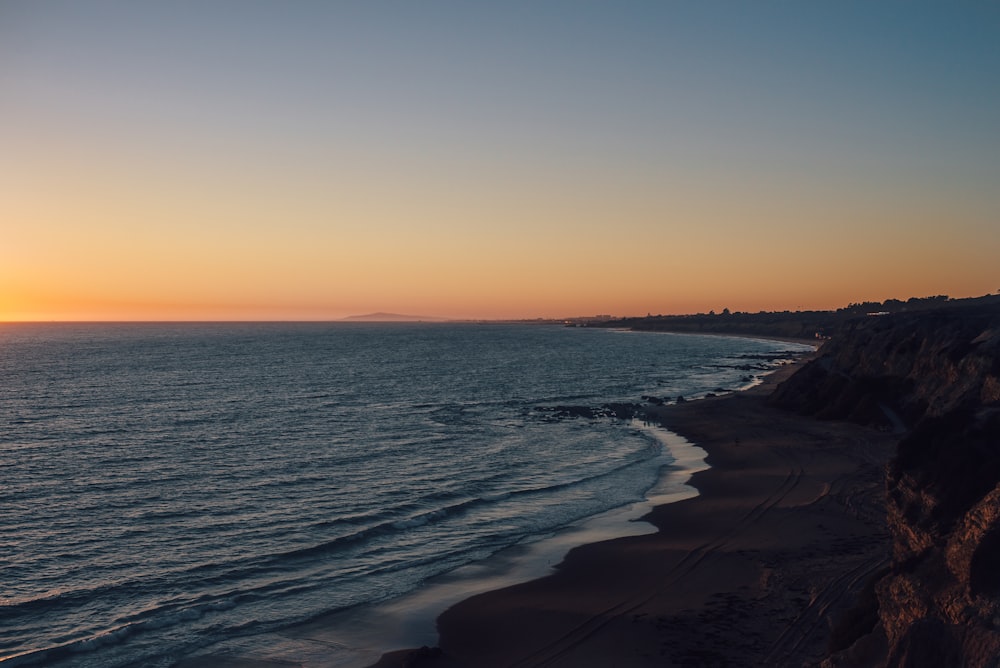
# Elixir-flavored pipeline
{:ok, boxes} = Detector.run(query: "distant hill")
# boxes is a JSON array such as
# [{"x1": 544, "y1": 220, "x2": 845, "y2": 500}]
[{"x1": 341, "y1": 312, "x2": 449, "y2": 322}]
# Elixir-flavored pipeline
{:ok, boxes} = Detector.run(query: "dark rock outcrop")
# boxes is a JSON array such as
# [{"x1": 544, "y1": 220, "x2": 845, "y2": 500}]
[
  {"x1": 770, "y1": 305, "x2": 1000, "y2": 428},
  {"x1": 534, "y1": 402, "x2": 643, "y2": 421},
  {"x1": 770, "y1": 303, "x2": 1000, "y2": 667}
]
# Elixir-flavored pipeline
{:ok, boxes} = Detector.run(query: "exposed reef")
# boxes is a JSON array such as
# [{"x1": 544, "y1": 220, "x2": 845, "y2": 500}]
[
  {"x1": 533, "y1": 402, "x2": 643, "y2": 421},
  {"x1": 770, "y1": 302, "x2": 1000, "y2": 666}
]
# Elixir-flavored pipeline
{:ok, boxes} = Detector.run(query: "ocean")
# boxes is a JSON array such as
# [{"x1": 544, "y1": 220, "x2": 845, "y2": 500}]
[{"x1": 0, "y1": 323, "x2": 811, "y2": 667}]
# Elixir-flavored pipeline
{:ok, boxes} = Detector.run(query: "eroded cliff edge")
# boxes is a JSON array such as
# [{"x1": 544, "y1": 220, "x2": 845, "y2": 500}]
[{"x1": 769, "y1": 302, "x2": 1000, "y2": 667}]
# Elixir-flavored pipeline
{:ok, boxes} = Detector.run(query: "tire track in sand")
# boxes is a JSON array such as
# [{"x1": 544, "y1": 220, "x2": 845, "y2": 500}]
[{"x1": 507, "y1": 453, "x2": 806, "y2": 667}]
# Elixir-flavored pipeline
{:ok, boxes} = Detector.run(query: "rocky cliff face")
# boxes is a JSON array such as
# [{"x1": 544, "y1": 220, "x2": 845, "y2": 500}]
[{"x1": 770, "y1": 304, "x2": 1000, "y2": 667}]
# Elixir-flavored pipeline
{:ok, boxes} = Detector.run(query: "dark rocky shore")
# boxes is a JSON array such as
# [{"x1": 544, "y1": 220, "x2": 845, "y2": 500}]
[{"x1": 769, "y1": 299, "x2": 1000, "y2": 666}]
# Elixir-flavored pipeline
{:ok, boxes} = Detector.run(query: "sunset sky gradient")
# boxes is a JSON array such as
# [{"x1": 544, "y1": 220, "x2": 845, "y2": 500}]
[{"x1": 3, "y1": 1, "x2": 999, "y2": 321}]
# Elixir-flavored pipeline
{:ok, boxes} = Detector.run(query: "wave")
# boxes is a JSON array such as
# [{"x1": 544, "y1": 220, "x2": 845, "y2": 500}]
[
  {"x1": 0, "y1": 596, "x2": 241, "y2": 668},
  {"x1": 6, "y1": 429, "x2": 665, "y2": 634}
]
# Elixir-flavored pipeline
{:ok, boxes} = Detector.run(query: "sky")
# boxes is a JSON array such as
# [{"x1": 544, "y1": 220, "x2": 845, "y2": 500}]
[{"x1": 2, "y1": 1, "x2": 999, "y2": 321}]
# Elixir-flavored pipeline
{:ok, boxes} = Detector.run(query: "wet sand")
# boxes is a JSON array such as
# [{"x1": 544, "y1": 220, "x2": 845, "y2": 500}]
[{"x1": 377, "y1": 361, "x2": 896, "y2": 667}]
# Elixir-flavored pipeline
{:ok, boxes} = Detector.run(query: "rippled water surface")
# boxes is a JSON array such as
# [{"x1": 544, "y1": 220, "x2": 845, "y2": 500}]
[{"x1": 0, "y1": 323, "x2": 809, "y2": 666}]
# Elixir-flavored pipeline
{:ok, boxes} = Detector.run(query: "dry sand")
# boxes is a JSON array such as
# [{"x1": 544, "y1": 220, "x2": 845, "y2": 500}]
[{"x1": 376, "y1": 361, "x2": 897, "y2": 667}]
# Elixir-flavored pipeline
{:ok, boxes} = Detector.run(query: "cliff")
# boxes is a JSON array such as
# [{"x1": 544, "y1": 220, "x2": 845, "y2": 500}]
[{"x1": 769, "y1": 303, "x2": 1000, "y2": 666}]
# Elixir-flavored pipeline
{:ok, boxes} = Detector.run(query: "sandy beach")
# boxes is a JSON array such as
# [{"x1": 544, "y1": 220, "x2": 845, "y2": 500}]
[{"x1": 376, "y1": 360, "x2": 898, "y2": 667}]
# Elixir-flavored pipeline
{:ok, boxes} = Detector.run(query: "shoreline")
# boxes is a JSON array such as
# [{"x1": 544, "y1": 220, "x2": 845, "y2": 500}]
[
  {"x1": 168, "y1": 332, "x2": 813, "y2": 668},
  {"x1": 643, "y1": 329, "x2": 822, "y2": 348},
  {"x1": 173, "y1": 342, "x2": 831, "y2": 668},
  {"x1": 599, "y1": 325, "x2": 821, "y2": 349},
  {"x1": 377, "y1": 356, "x2": 897, "y2": 667},
  {"x1": 179, "y1": 423, "x2": 713, "y2": 668}
]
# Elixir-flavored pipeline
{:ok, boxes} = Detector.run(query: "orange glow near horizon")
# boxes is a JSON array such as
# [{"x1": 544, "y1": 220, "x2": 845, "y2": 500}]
[
  {"x1": 4, "y1": 155, "x2": 997, "y2": 323},
  {"x1": 4, "y1": 166, "x2": 996, "y2": 322},
  {"x1": 3, "y1": 259, "x2": 996, "y2": 323}
]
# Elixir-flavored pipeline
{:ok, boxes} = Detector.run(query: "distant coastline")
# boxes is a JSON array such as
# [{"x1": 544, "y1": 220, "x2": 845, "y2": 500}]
[{"x1": 585, "y1": 292, "x2": 1000, "y2": 343}]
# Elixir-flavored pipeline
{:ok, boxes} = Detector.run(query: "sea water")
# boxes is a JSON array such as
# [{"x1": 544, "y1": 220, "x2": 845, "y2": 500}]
[{"x1": 0, "y1": 323, "x2": 810, "y2": 667}]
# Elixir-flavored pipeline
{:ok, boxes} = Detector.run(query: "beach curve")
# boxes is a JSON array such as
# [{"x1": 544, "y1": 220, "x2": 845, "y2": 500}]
[{"x1": 375, "y1": 356, "x2": 897, "y2": 667}]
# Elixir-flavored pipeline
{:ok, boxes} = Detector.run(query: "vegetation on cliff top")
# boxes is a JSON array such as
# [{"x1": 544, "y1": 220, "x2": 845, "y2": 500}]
[{"x1": 589, "y1": 293, "x2": 1000, "y2": 342}]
